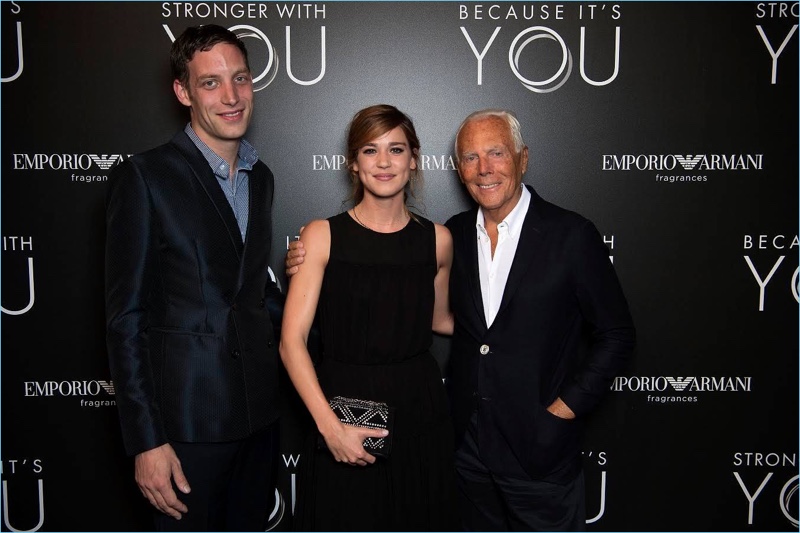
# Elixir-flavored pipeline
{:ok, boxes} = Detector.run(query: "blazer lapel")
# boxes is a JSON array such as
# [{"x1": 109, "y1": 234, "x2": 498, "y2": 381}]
[
  {"x1": 456, "y1": 208, "x2": 488, "y2": 331},
  {"x1": 238, "y1": 166, "x2": 265, "y2": 280},
  {"x1": 171, "y1": 131, "x2": 244, "y2": 259},
  {"x1": 494, "y1": 185, "x2": 544, "y2": 319}
]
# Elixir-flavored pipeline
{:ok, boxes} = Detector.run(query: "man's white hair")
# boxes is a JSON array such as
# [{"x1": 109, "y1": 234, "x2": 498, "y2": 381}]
[{"x1": 454, "y1": 109, "x2": 525, "y2": 161}]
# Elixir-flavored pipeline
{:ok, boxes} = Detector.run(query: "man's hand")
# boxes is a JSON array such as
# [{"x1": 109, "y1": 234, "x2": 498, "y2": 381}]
[
  {"x1": 285, "y1": 238, "x2": 306, "y2": 277},
  {"x1": 547, "y1": 397, "x2": 576, "y2": 420},
  {"x1": 134, "y1": 443, "x2": 191, "y2": 520}
]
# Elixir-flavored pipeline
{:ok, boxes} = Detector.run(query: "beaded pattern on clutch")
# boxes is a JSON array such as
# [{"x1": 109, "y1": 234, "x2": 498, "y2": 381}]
[{"x1": 325, "y1": 396, "x2": 394, "y2": 458}]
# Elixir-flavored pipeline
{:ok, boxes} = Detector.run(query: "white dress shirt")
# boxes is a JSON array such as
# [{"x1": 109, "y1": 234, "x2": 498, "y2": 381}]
[{"x1": 476, "y1": 185, "x2": 531, "y2": 328}]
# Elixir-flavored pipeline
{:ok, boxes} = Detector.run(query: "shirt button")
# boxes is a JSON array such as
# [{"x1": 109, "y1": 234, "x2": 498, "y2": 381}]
[
  {"x1": 480, "y1": 344, "x2": 490, "y2": 355},
  {"x1": 231, "y1": 349, "x2": 240, "y2": 360}
]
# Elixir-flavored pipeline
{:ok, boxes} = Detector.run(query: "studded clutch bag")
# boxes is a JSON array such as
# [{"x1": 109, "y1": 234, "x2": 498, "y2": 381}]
[{"x1": 318, "y1": 396, "x2": 395, "y2": 458}]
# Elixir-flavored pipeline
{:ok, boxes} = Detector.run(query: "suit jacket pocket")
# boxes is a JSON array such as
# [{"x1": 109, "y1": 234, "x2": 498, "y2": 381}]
[
  {"x1": 520, "y1": 405, "x2": 581, "y2": 482},
  {"x1": 149, "y1": 326, "x2": 220, "y2": 338},
  {"x1": 152, "y1": 329, "x2": 233, "y2": 441}
]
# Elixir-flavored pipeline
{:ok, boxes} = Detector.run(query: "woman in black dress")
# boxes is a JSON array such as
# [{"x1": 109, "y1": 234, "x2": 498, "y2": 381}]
[{"x1": 280, "y1": 104, "x2": 459, "y2": 531}]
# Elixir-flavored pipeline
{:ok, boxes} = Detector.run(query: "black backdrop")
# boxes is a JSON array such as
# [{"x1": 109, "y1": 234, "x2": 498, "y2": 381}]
[{"x1": 1, "y1": 1, "x2": 798, "y2": 531}]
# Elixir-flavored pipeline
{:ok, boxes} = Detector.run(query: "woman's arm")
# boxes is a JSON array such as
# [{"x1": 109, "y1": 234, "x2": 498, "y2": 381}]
[
  {"x1": 432, "y1": 223, "x2": 454, "y2": 335},
  {"x1": 279, "y1": 220, "x2": 387, "y2": 466}
]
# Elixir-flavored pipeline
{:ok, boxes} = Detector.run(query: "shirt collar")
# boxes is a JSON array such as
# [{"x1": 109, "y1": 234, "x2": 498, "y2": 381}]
[
  {"x1": 476, "y1": 184, "x2": 531, "y2": 238},
  {"x1": 184, "y1": 123, "x2": 259, "y2": 180}
]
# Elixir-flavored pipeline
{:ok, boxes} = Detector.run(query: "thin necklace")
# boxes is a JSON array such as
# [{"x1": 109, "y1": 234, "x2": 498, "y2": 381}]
[
  {"x1": 352, "y1": 207, "x2": 369, "y2": 229},
  {"x1": 352, "y1": 206, "x2": 408, "y2": 232}
]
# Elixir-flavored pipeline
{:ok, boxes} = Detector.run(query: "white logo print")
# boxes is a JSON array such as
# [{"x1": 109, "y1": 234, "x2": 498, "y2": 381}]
[
  {"x1": 1, "y1": 257, "x2": 34, "y2": 316},
  {"x1": 665, "y1": 377, "x2": 694, "y2": 392},
  {"x1": 97, "y1": 381, "x2": 116, "y2": 395},
  {"x1": 162, "y1": 24, "x2": 326, "y2": 91},
  {"x1": 88, "y1": 155, "x2": 122, "y2": 170},
  {"x1": 673, "y1": 155, "x2": 704, "y2": 170},
  {"x1": 509, "y1": 26, "x2": 574, "y2": 93},
  {"x1": 1, "y1": 21, "x2": 24, "y2": 83}
]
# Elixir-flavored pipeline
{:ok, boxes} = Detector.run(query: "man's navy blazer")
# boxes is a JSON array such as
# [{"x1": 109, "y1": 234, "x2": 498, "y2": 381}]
[
  {"x1": 446, "y1": 185, "x2": 635, "y2": 484},
  {"x1": 105, "y1": 130, "x2": 282, "y2": 457}
]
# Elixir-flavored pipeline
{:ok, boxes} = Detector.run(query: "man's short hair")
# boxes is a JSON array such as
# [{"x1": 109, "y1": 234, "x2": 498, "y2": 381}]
[
  {"x1": 454, "y1": 109, "x2": 526, "y2": 161},
  {"x1": 170, "y1": 24, "x2": 249, "y2": 89}
]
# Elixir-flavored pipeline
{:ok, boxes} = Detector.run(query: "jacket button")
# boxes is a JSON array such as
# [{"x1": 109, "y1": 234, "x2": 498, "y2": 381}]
[
  {"x1": 267, "y1": 341, "x2": 274, "y2": 348},
  {"x1": 259, "y1": 298, "x2": 266, "y2": 307},
  {"x1": 231, "y1": 349, "x2": 240, "y2": 359},
  {"x1": 232, "y1": 303, "x2": 238, "y2": 311},
  {"x1": 480, "y1": 344, "x2": 490, "y2": 355}
]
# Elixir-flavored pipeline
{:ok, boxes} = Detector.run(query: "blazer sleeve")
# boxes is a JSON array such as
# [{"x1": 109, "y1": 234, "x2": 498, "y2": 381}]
[
  {"x1": 559, "y1": 219, "x2": 636, "y2": 417},
  {"x1": 261, "y1": 167, "x2": 285, "y2": 337},
  {"x1": 105, "y1": 159, "x2": 167, "y2": 456}
]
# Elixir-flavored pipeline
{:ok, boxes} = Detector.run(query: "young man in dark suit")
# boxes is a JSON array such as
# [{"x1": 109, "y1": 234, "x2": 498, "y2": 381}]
[
  {"x1": 105, "y1": 25, "x2": 283, "y2": 531},
  {"x1": 446, "y1": 109, "x2": 635, "y2": 531}
]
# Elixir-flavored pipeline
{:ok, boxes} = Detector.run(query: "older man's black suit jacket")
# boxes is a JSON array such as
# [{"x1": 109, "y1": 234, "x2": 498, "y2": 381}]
[
  {"x1": 446, "y1": 185, "x2": 635, "y2": 484},
  {"x1": 105, "y1": 130, "x2": 282, "y2": 457}
]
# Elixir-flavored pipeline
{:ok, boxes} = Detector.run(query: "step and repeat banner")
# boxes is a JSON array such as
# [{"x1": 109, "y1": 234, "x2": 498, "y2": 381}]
[{"x1": 1, "y1": 1, "x2": 797, "y2": 531}]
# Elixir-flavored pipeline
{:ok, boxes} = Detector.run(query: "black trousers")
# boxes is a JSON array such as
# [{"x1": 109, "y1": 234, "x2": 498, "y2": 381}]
[
  {"x1": 153, "y1": 421, "x2": 280, "y2": 532},
  {"x1": 454, "y1": 412, "x2": 585, "y2": 532}
]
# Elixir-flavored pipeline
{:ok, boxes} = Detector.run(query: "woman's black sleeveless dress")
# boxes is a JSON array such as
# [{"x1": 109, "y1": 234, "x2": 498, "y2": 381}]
[{"x1": 294, "y1": 212, "x2": 459, "y2": 531}]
